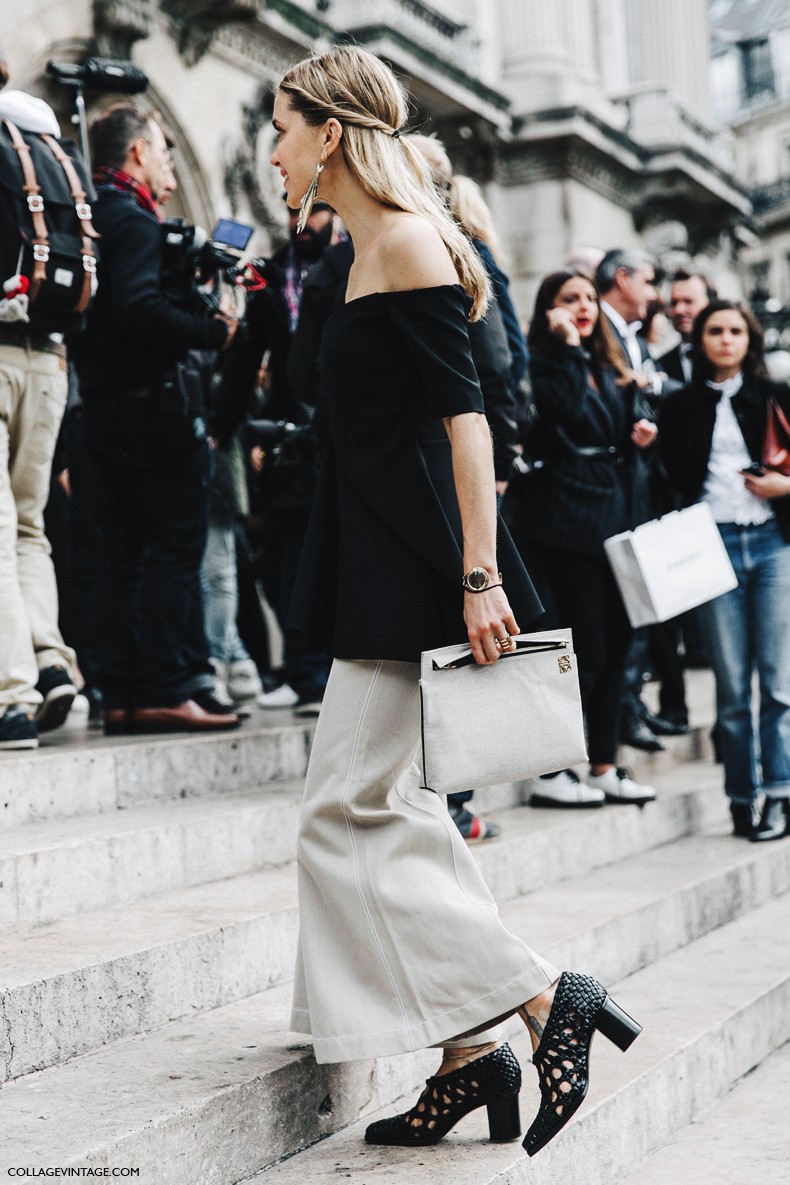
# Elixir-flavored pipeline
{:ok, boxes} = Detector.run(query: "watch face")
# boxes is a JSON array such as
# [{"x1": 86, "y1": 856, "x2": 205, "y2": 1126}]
[{"x1": 466, "y1": 567, "x2": 488, "y2": 590}]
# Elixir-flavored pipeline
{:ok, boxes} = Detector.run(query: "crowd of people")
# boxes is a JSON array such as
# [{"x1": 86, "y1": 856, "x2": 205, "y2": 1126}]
[
  {"x1": 1, "y1": 54, "x2": 789, "y2": 852},
  {"x1": 2, "y1": 40, "x2": 790, "y2": 1164}
]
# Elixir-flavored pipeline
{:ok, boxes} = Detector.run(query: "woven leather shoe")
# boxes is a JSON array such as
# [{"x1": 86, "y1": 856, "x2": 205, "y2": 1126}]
[{"x1": 365, "y1": 1043, "x2": 521, "y2": 1146}]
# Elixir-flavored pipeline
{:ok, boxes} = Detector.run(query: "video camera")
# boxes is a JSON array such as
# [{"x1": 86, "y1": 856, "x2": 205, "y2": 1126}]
[
  {"x1": 244, "y1": 418, "x2": 315, "y2": 455},
  {"x1": 160, "y1": 216, "x2": 284, "y2": 315}
]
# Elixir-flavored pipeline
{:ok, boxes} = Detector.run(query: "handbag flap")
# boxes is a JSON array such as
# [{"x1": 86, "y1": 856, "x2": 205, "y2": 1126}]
[{"x1": 764, "y1": 396, "x2": 790, "y2": 474}]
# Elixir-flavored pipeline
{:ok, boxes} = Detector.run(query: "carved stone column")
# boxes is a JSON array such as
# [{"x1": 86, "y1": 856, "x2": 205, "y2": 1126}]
[
  {"x1": 625, "y1": 0, "x2": 712, "y2": 122},
  {"x1": 498, "y1": 0, "x2": 606, "y2": 114}
]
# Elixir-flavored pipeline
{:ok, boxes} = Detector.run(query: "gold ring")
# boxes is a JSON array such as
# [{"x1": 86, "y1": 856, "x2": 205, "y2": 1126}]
[{"x1": 495, "y1": 635, "x2": 512, "y2": 649}]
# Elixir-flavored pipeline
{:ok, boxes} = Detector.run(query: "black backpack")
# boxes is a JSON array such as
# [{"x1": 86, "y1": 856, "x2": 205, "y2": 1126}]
[{"x1": 0, "y1": 117, "x2": 99, "y2": 334}]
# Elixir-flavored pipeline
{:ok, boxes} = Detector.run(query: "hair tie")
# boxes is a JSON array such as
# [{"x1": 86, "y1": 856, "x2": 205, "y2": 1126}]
[{"x1": 391, "y1": 128, "x2": 401, "y2": 139}]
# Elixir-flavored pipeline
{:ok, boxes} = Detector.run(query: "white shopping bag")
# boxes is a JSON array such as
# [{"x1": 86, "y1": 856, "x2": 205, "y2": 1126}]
[{"x1": 604, "y1": 503, "x2": 738, "y2": 628}]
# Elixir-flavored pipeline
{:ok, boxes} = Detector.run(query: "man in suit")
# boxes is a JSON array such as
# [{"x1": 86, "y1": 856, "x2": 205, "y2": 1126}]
[
  {"x1": 596, "y1": 249, "x2": 691, "y2": 752},
  {"x1": 659, "y1": 271, "x2": 717, "y2": 384}
]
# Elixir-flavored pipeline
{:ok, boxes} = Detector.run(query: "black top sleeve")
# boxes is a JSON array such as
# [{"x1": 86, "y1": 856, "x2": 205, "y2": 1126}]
[{"x1": 381, "y1": 285, "x2": 484, "y2": 421}]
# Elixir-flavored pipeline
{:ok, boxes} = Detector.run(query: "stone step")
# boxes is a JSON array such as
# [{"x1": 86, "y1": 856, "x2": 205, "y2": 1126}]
[
  {"x1": 1, "y1": 779, "x2": 786, "y2": 1098},
  {"x1": 2, "y1": 871, "x2": 787, "y2": 1183},
  {"x1": 246, "y1": 891, "x2": 790, "y2": 1185},
  {"x1": 0, "y1": 763, "x2": 723, "y2": 1080},
  {"x1": 0, "y1": 783, "x2": 303, "y2": 932},
  {"x1": 0, "y1": 669, "x2": 716, "y2": 831},
  {"x1": 0, "y1": 729, "x2": 722, "y2": 932},
  {"x1": 0, "y1": 716, "x2": 314, "y2": 828},
  {"x1": 617, "y1": 1036, "x2": 790, "y2": 1185}
]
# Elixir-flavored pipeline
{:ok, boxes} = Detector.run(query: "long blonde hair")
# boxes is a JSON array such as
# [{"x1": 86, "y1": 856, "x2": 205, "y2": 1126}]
[
  {"x1": 278, "y1": 46, "x2": 490, "y2": 319},
  {"x1": 448, "y1": 175, "x2": 505, "y2": 265}
]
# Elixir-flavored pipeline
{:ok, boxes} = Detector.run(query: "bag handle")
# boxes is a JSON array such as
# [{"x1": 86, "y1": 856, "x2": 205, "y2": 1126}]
[
  {"x1": 2, "y1": 117, "x2": 49, "y2": 303},
  {"x1": 40, "y1": 132, "x2": 99, "y2": 314},
  {"x1": 432, "y1": 637, "x2": 569, "y2": 671}
]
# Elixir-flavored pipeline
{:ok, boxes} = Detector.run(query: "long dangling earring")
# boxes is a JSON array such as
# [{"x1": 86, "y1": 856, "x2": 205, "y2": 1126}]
[{"x1": 296, "y1": 160, "x2": 324, "y2": 234}]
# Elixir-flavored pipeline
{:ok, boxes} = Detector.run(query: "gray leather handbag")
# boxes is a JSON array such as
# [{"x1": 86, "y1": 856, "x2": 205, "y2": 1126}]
[{"x1": 419, "y1": 629, "x2": 587, "y2": 795}]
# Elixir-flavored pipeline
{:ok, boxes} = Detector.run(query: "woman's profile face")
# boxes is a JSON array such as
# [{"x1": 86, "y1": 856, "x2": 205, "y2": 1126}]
[
  {"x1": 552, "y1": 276, "x2": 599, "y2": 338},
  {"x1": 700, "y1": 309, "x2": 749, "y2": 373},
  {"x1": 270, "y1": 91, "x2": 322, "y2": 211}
]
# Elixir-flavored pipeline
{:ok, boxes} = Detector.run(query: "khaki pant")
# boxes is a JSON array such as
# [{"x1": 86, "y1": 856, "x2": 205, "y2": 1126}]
[
  {"x1": 291, "y1": 658, "x2": 558, "y2": 1063},
  {"x1": 0, "y1": 342, "x2": 74, "y2": 709}
]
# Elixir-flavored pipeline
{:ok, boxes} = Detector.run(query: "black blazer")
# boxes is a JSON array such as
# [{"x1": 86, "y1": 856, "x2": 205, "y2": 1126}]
[
  {"x1": 604, "y1": 314, "x2": 650, "y2": 371},
  {"x1": 660, "y1": 374, "x2": 790, "y2": 542},
  {"x1": 517, "y1": 342, "x2": 654, "y2": 556},
  {"x1": 657, "y1": 343, "x2": 688, "y2": 384}
]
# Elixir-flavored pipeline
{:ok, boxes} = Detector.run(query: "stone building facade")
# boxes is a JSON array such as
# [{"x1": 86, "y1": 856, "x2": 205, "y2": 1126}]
[
  {"x1": 3, "y1": 0, "x2": 751, "y2": 319},
  {"x1": 711, "y1": 0, "x2": 790, "y2": 347}
]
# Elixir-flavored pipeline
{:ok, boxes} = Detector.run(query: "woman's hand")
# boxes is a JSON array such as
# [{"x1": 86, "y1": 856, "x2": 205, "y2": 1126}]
[
  {"x1": 545, "y1": 307, "x2": 581, "y2": 347},
  {"x1": 631, "y1": 418, "x2": 658, "y2": 449},
  {"x1": 464, "y1": 587, "x2": 520, "y2": 665},
  {"x1": 743, "y1": 470, "x2": 790, "y2": 499}
]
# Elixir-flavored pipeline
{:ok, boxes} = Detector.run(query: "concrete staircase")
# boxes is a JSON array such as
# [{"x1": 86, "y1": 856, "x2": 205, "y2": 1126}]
[{"x1": 1, "y1": 675, "x2": 788, "y2": 1184}]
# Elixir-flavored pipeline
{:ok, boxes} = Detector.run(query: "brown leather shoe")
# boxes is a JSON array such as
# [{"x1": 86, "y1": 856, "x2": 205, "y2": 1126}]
[
  {"x1": 104, "y1": 708, "x2": 134, "y2": 736},
  {"x1": 133, "y1": 699, "x2": 240, "y2": 733}
]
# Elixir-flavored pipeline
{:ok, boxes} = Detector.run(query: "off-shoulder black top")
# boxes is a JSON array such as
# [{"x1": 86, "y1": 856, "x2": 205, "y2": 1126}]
[{"x1": 287, "y1": 284, "x2": 541, "y2": 663}]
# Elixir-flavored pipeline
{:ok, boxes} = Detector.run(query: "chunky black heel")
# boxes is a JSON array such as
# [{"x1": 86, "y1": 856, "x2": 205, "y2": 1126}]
[
  {"x1": 595, "y1": 995, "x2": 642, "y2": 1051},
  {"x1": 522, "y1": 971, "x2": 642, "y2": 1158},
  {"x1": 364, "y1": 1043, "x2": 521, "y2": 1147},
  {"x1": 486, "y1": 1091, "x2": 521, "y2": 1142}
]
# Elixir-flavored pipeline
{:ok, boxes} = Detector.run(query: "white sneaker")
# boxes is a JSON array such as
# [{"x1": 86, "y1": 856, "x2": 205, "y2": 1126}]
[
  {"x1": 527, "y1": 769, "x2": 605, "y2": 808},
  {"x1": 209, "y1": 657, "x2": 228, "y2": 684},
  {"x1": 257, "y1": 683, "x2": 299, "y2": 709},
  {"x1": 585, "y1": 766, "x2": 656, "y2": 804},
  {"x1": 227, "y1": 659, "x2": 263, "y2": 702}
]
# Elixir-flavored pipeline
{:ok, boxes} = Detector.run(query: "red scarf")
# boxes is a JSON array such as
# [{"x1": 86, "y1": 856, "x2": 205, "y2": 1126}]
[{"x1": 93, "y1": 166, "x2": 160, "y2": 219}]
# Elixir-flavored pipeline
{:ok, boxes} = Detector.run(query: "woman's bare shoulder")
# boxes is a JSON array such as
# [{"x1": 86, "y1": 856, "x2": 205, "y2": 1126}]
[{"x1": 377, "y1": 213, "x2": 458, "y2": 292}]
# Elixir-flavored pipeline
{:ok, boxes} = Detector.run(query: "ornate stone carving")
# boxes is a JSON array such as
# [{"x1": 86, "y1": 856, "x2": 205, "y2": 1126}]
[
  {"x1": 161, "y1": 0, "x2": 258, "y2": 66},
  {"x1": 222, "y1": 84, "x2": 288, "y2": 245},
  {"x1": 93, "y1": 0, "x2": 152, "y2": 55}
]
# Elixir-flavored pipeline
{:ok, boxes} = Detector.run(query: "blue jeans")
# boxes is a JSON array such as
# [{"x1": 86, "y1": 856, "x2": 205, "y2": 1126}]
[
  {"x1": 201, "y1": 520, "x2": 252, "y2": 665},
  {"x1": 698, "y1": 520, "x2": 790, "y2": 804}
]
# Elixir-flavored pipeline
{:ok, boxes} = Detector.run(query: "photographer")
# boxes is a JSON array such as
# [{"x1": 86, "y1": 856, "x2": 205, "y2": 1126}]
[{"x1": 69, "y1": 103, "x2": 239, "y2": 734}]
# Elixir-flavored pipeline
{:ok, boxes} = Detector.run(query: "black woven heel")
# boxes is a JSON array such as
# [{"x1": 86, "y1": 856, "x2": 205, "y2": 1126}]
[
  {"x1": 364, "y1": 1043, "x2": 522, "y2": 1147},
  {"x1": 522, "y1": 971, "x2": 642, "y2": 1158},
  {"x1": 486, "y1": 1092, "x2": 522, "y2": 1142},
  {"x1": 595, "y1": 995, "x2": 642, "y2": 1051}
]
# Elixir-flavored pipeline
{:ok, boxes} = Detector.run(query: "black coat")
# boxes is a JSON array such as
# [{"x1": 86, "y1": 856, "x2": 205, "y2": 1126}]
[
  {"x1": 657, "y1": 343, "x2": 688, "y2": 384},
  {"x1": 287, "y1": 284, "x2": 542, "y2": 662},
  {"x1": 517, "y1": 342, "x2": 654, "y2": 556},
  {"x1": 660, "y1": 374, "x2": 790, "y2": 542},
  {"x1": 69, "y1": 188, "x2": 227, "y2": 395}
]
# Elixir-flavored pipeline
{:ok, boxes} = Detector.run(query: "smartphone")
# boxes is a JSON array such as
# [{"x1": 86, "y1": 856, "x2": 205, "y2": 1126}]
[{"x1": 741, "y1": 462, "x2": 765, "y2": 477}]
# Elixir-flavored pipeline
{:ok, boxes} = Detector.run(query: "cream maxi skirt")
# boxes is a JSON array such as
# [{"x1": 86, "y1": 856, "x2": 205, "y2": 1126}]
[{"x1": 290, "y1": 658, "x2": 558, "y2": 1064}]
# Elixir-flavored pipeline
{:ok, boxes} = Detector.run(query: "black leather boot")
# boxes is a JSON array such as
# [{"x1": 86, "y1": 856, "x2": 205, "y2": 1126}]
[
  {"x1": 730, "y1": 800, "x2": 758, "y2": 838},
  {"x1": 751, "y1": 798, "x2": 789, "y2": 843}
]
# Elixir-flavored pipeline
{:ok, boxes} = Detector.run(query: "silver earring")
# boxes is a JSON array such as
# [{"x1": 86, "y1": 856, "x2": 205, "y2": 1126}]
[{"x1": 296, "y1": 160, "x2": 324, "y2": 234}]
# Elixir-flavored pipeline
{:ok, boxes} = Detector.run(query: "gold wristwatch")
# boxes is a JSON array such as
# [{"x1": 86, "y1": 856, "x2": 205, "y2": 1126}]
[{"x1": 462, "y1": 567, "x2": 503, "y2": 593}]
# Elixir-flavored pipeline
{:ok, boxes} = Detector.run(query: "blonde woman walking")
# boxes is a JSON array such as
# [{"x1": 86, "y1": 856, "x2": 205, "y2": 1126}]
[{"x1": 271, "y1": 44, "x2": 642, "y2": 1157}]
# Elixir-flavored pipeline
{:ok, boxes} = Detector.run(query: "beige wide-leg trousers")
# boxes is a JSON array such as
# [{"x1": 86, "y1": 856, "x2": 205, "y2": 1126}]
[{"x1": 291, "y1": 658, "x2": 558, "y2": 1064}]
